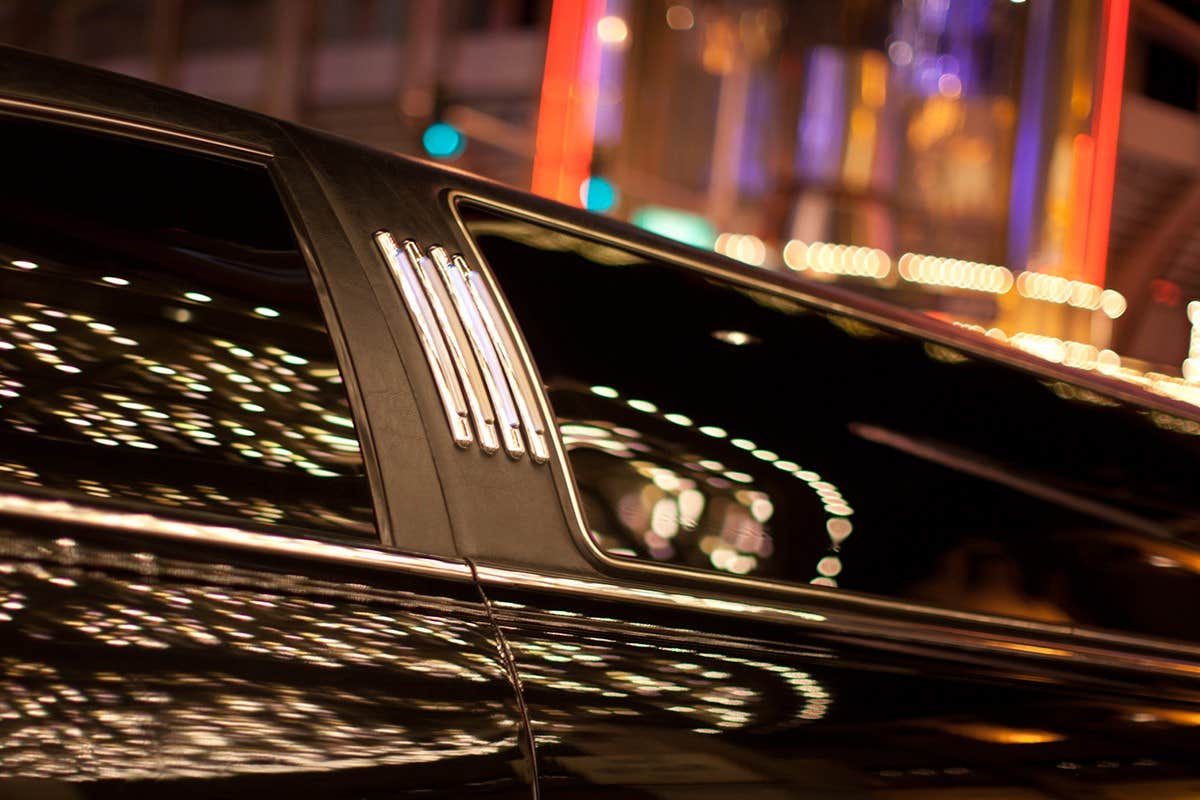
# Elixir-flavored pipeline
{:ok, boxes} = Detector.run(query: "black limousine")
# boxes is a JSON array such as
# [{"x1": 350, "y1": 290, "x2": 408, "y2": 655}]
[{"x1": 2, "y1": 46, "x2": 1200, "y2": 799}]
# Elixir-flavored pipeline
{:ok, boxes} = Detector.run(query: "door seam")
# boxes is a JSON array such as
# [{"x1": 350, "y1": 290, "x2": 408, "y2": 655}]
[{"x1": 468, "y1": 557, "x2": 541, "y2": 799}]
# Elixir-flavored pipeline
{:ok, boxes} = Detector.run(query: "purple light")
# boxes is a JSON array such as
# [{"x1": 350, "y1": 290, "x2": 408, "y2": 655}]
[
  {"x1": 795, "y1": 47, "x2": 846, "y2": 182},
  {"x1": 1008, "y1": 0, "x2": 1054, "y2": 270},
  {"x1": 738, "y1": 74, "x2": 772, "y2": 194}
]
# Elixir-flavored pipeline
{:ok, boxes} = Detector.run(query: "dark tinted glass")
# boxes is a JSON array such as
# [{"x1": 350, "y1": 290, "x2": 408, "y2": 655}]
[
  {"x1": 462, "y1": 205, "x2": 1200, "y2": 643},
  {"x1": 0, "y1": 116, "x2": 375, "y2": 537}
]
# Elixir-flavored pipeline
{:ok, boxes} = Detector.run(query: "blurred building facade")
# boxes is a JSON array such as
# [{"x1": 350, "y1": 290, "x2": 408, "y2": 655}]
[
  {"x1": 3, "y1": 0, "x2": 1199, "y2": 377},
  {"x1": 1, "y1": 0, "x2": 552, "y2": 187}
]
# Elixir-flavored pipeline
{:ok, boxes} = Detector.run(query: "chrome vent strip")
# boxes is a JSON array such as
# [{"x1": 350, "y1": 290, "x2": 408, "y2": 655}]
[
  {"x1": 460, "y1": 261, "x2": 550, "y2": 463},
  {"x1": 373, "y1": 231, "x2": 473, "y2": 448},
  {"x1": 377, "y1": 229, "x2": 544, "y2": 462},
  {"x1": 407, "y1": 240, "x2": 500, "y2": 454},
  {"x1": 430, "y1": 247, "x2": 526, "y2": 459}
]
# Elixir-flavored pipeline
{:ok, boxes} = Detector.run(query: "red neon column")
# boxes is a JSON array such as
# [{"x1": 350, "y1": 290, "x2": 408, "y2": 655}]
[
  {"x1": 1083, "y1": 0, "x2": 1130, "y2": 287},
  {"x1": 531, "y1": 0, "x2": 604, "y2": 205}
]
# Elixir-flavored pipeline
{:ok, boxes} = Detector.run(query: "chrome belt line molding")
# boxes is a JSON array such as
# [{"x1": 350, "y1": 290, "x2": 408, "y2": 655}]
[
  {"x1": 374, "y1": 231, "x2": 546, "y2": 462},
  {"x1": 0, "y1": 493, "x2": 473, "y2": 580},
  {"x1": 473, "y1": 562, "x2": 1200, "y2": 681}
]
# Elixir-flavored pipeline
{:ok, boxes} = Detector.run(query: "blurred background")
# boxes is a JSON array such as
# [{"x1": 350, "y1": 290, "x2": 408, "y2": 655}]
[{"x1": 3, "y1": 0, "x2": 1199, "y2": 387}]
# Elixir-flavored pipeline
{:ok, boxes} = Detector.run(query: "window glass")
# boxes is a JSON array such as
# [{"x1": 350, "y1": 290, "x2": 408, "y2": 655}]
[
  {"x1": 0, "y1": 115, "x2": 376, "y2": 537},
  {"x1": 461, "y1": 204, "x2": 1200, "y2": 643}
]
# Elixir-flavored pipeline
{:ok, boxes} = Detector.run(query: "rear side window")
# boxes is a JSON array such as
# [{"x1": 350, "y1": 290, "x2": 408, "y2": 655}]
[
  {"x1": 0, "y1": 115, "x2": 375, "y2": 538},
  {"x1": 461, "y1": 203, "x2": 1200, "y2": 645}
]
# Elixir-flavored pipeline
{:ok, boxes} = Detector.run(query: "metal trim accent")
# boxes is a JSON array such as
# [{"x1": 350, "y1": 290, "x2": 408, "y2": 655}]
[
  {"x1": 409, "y1": 241, "x2": 500, "y2": 454},
  {"x1": 461, "y1": 263, "x2": 550, "y2": 463},
  {"x1": 374, "y1": 231, "x2": 473, "y2": 447},
  {"x1": 473, "y1": 562, "x2": 1200, "y2": 681},
  {"x1": 0, "y1": 493, "x2": 473, "y2": 581},
  {"x1": 445, "y1": 192, "x2": 1200, "y2": 664},
  {"x1": 431, "y1": 247, "x2": 526, "y2": 459}
]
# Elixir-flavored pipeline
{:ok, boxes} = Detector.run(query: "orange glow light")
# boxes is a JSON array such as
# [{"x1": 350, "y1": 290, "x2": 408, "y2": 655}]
[
  {"x1": 1063, "y1": 133, "x2": 1095, "y2": 278},
  {"x1": 941, "y1": 722, "x2": 1066, "y2": 745},
  {"x1": 531, "y1": 0, "x2": 605, "y2": 205}
]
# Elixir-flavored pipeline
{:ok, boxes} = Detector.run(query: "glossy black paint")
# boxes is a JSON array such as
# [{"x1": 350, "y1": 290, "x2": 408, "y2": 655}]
[
  {"x1": 2, "y1": 45, "x2": 1200, "y2": 800},
  {"x1": 0, "y1": 516, "x2": 530, "y2": 797},
  {"x1": 487, "y1": 580, "x2": 1200, "y2": 799}
]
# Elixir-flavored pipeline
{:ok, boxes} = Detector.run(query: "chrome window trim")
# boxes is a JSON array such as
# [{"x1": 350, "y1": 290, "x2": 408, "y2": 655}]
[
  {"x1": 473, "y1": 562, "x2": 1200, "y2": 682},
  {"x1": 0, "y1": 96, "x2": 272, "y2": 162},
  {"x1": 0, "y1": 493, "x2": 472, "y2": 582},
  {"x1": 447, "y1": 190, "x2": 1200, "y2": 664},
  {"x1": 431, "y1": 247, "x2": 526, "y2": 459},
  {"x1": 374, "y1": 232, "x2": 474, "y2": 448}
]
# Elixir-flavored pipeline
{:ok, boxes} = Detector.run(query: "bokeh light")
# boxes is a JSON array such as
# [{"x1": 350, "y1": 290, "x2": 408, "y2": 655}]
[
  {"x1": 580, "y1": 176, "x2": 618, "y2": 213},
  {"x1": 422, "y1": 122, "x2": 466, "y2": 160}
]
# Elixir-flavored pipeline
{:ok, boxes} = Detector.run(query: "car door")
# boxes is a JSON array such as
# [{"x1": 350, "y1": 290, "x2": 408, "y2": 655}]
[
  {"x1": 0, "y1": 56, "x2": 534, "y2": 799},
  {"x1": 444, "y1": 196, "x2": 1200, "y2": 799}
]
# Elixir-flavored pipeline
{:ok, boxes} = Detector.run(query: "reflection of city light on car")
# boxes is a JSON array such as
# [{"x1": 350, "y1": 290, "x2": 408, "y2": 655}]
[
  {"x1": 562, "y1": 383, "x2": 855, "y2": 583},
  {"x1": 711, "y1": 330, "x2": 758, "y2": 346},
  {"x1": 941, "y1": 723, "x2": 1065, "y2": 745}
]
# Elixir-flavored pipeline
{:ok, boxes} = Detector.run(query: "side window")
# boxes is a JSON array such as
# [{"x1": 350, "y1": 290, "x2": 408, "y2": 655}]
[
  {"x1": 0, "y1": 115, "x2": 375, "y2": 538},
  {"x1": 460, "y1": 203, "x2": 1200, "y2": 644}
]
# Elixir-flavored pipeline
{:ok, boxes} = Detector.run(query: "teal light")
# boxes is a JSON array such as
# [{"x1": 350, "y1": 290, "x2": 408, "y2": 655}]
[
  {"x1": 630, "y1": 205, "x2": 717, "y2": 249},
  {"x1": 422, "y1": 122, "x2": 466, "y2": 159},
  {"x1": 579, "y1": 176, "x2": 618, "y2": 213}
]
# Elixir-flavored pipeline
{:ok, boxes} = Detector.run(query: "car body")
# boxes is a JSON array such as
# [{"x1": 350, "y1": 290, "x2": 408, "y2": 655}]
[{"x1": 2, "y1": 46, "x2": 1200, "y2": 799}]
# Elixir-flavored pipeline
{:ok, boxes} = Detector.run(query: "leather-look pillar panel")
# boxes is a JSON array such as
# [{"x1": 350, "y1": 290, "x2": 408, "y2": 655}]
[
  {"x1": 268, "y1": 128, "x2": 458, "y2": 558},
  {"x1": 279, "y1": 127, "x2": 589, "y2": 573},
  {"x1": 0, "y1": 512, "x2": 534, "y2": 797}
]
